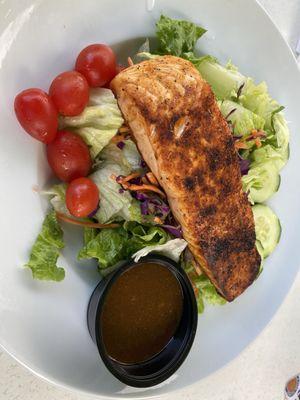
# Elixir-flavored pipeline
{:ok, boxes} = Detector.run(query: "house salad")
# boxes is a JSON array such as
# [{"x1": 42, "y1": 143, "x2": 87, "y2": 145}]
[{"x1": 14, "y1": 15, "x2": 289, "y2": 313}]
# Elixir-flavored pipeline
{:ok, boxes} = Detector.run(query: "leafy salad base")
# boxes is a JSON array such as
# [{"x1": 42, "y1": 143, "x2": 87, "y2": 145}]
[{"x1": 25, "y1": 15, "x2": 289, "y2": 314}]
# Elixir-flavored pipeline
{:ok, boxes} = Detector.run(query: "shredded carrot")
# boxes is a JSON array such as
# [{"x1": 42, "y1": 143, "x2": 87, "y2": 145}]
[
  {"x1": 255, "y1": 138, "x2": 262, "y2": 148},
  {"x1": 154, "y1": 216, "x2": 163, "y2": 225},
  {"x1": 120, "y1": 182, "x2": 130, "y2": 190},
  {"x1": 127, "y1": 57, "x2": 134, "y2": 66},
  {"x1": 127, "y1": 183, "x2": 166, "y2": 198},
  {"x1": 235, "y1": 141, "x2": 248, "y2": 150},
  {"x1": 119, "y1": 126, "x2": 130, "y2": 133},
  {"x1": 146, "y1": 172, "x2": 159, "y2": 186},
  {"x1": 120, "y1": 172, "x2": 141, "y2": 183},
  {"x1": 56, "y1": 212, "x2": 120, "y2": 229},
  {"x1": 251, "y1": 129, "x2": 266, "y2": 138},
  {"x1": 111, "y1": 134, "x2": 126, "y2": 143},
  {"x1": 190, "y1": 280, "x2": 199, "y2": 297},
  {"x1": 193, "y1": 262, "x2": 202, "y2": 276}
]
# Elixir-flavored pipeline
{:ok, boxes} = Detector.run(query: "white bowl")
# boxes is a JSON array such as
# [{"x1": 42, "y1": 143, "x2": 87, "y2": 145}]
[{"x1": 0, "y1": 0, "x2": 300, "y2": 398}]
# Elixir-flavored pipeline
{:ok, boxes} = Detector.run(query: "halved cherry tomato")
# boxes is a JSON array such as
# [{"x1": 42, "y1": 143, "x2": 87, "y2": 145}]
[
  {"x1": 49, "y1": 71, "x2": 89, "y2": 116},
  {"x1": 66, "y1": 177, "x2": 99, "y2": 218},
  {"x1": 47, "y1": 130, "x2": 91, "y2": 182},
  {"x1": 14, "y1": 88, "x2": 58, "y2": 143},
  {"x1": 75, "y1": 44, "x2": 117, "y2": 87}
]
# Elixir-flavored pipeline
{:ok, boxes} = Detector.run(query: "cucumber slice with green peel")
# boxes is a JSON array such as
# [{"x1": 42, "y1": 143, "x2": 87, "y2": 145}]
[
  {"x1": 252, "y1": 204, "x2": 281, "y2": 258},
  {"x1": 242, "y1": 161, "x2": 280, "y2": 203}
]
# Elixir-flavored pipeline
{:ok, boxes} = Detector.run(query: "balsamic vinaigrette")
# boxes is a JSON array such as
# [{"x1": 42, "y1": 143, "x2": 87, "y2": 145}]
[{"x1": 100, "y1": 262, "x2": 183, "y2": 364}]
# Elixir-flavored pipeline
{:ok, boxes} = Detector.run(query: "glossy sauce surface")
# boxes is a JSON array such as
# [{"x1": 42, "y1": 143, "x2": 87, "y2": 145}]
[{"x1": 101, "y1": 262, "x2": 183, "y2": 364}]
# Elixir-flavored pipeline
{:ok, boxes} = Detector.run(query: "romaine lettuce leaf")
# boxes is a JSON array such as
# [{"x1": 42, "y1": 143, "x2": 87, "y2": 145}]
[
  {"x1": 218, "y1": 100, "x2": 265, "y2": 135},
  {"x1": 100, "y1": 140, "x2": 142, "y2": 172},
  {"x1": 60, "y1": 88, "x2": 123, "y2": 158},
  {"x1": 194, "y1": 274, "x2": 227, "y2": 306},
  {"x1": 156, "y1": 15, "x2": 206, "y2": 57},
  {"x1": 132, "y1": 238, "x2": 187, "y2": 262},
  {"x1": 124, "y1": 221, "x2": 168, "y2": 246},
  {"x1": 25, "y1": 211, "x2": 65, "y2": 281},
  {"x1": 181, "y1": 255, "x2": 226, "y2": 313},
  {"x1": 239, "y1": 78, "x2": 279, "y2": 128},
  {"x1": 251, "y1": 143, "x2": 289, "y2": 171},
  {"x1": 78, "y1": 224, "x2": 170, "y2": 269},
  {"x1": 78, "y1": 227, "x2": 129, "y2": 268},
  {"x1": 43, "y1": 184, "x2": 68, "y2": 215},
  {"x1": 91, "y1": 141, "x2": 142, "y2": 223}
]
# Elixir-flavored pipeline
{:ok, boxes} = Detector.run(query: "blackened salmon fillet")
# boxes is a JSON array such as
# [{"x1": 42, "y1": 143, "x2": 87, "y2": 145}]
[{"x1": 110, "y1": 55, "x2": 261, "y2": 301}]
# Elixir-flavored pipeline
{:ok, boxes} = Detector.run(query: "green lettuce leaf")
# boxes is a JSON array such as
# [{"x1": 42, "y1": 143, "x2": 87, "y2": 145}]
[
  {"x1": 78, "y1": 224, "x2": 170, "y2": 269},
  {"x1": 194, "y1": 275, "x2": 227, "y2": 306},
  {"x1": 156, "y1": 15, "x2": 206, "y2": 57},
  {"x1": 132, "y1": 238, "x2": 187, "y2": 262},
  {"x1": 91, "y1": 141, "x2": 142, "y2": 223},
  {"x1": 181, "y1": 255, "x2": 226, "y2": 313},
  {"x1": 218, "y1": 99, "x2": 265, "y2": 135},
  {"x1": 60, "y1": 88, "x2": 123, "y2": 158},
  {"x1": 124, "y1": 221, "x2": 168, "y2": 246},
  {"x1": 239, "y1": 78, "x2": 280, "y2": 128},
  {"x1": 183, "y1": 52, "x2": 217, "y2": 65},
  {"x1": 43, "y1": 184, "x2": 68, "y2": 215},
  {"x1": 78, "y1": 227, "x2": 129, "y2": 268},
  {"x1": 25, "y1": 211, "x2": 65, "y2": 281},
  {"x1": 251, "y1": 143, "x2": 289, "y2": 171},
  {"x1": 100, "y1": 140, "x2": 142, "y2": 172}
]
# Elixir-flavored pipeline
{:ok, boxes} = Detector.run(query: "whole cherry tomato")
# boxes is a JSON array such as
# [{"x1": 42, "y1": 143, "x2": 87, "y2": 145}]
[
  {"x1": 14, "y1": 88, "x2": 58, "y2": 143},
  {"x1": 47, "y1": 130, "x2": 91, "y2": 182},
  {"x1": 66, "y1": 177, "x2": 99, "y2": 218},
  {"x1": 49, "y1": 71, "x2": 89, "y2": 116},
  {"x1": 75, "y1": 44, "x2": 117, "y2": 87}
]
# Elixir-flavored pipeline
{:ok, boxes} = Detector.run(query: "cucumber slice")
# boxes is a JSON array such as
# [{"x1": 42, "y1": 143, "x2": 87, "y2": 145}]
[
  {"x1": 242, "y1": 161, "x2": 280, "y2": 203},
  {"x1": 252, "y1": 204, "x2": 281, "y2": 258}
]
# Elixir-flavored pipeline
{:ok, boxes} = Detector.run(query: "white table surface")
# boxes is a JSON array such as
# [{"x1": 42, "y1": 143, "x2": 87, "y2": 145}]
[{"x1": 1, "y1": 1, "x2": 300, "y2": 399}]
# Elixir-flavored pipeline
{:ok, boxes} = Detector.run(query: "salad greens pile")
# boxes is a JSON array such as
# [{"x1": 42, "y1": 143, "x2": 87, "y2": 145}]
[{"x1": 26, "y1": 15, "x2": 289, "y2": 314}]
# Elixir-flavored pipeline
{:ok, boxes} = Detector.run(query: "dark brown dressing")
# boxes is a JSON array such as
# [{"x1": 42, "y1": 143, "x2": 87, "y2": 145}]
[{"x1": 101, "y1": 262, "x2": 183, "y2": 364}]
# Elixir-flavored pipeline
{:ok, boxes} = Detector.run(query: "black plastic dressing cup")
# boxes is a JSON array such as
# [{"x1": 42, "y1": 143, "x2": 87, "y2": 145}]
[{"x1": 87, "y1": 255, "x2": 198, "y2": 388}]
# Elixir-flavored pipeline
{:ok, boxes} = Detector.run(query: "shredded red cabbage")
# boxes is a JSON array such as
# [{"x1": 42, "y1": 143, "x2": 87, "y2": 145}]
[
  {"x1": 134, "y1": 192, "x2": 148, "y2": 201},
  {"x1": 140, "y1": 200, "x2": 149, "y2": 215},
  {"x1": 117, "y1": 141, "x2": 125, "y2": 149},
  {"x1": 116, "y1": 175, "x2": 124, "y2": 183},
  {"x1": 161, "y1": 224, "x2": 183, "y2": 238},
  {"x1": 233, "y1": 135, "x2": 243, "y2": 140},
  {"x1": 239, "y1": 157, "x2": 250, "y2": 175},
  {"x1": 130, "y1": 176, "x2": 143, "y2": 185},
  {"x1": 88, "y1": 205, "x2": 99, "y2": 218},
  {"x1": 140, "y1": 160, "x2": 147, "y2": 168}
]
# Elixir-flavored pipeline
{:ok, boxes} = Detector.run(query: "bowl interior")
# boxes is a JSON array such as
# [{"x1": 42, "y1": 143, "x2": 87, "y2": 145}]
[{"x1": 0, "y1": 0, "x2": 300, "y2": 398}]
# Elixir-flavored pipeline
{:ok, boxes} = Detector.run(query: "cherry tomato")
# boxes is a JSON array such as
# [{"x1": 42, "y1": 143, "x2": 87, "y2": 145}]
[
  {"x1": 75, "y1": 44, "x2": 117, "y2": 87},
  {"x1": 14, "y1": 88, "x2": 58, "y2": 143},
  {"x1": 66, "y1": 177, "x2": 99, "y2": 218},
  {"x1": 47, "y1": 130, "x2": 91, "y2": 182},
  {"x1": 49, "y1": 71, "x2": 89, "y2": 116}
]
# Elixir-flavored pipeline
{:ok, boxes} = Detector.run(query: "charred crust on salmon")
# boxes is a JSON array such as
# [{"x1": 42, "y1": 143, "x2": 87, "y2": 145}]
[{"x1": 110, "y1": 55, "x2": 261, "y2": 302}]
